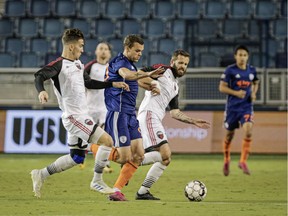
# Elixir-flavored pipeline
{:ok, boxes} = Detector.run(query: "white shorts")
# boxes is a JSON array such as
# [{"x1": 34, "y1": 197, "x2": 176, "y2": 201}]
[
  {"x1": 138, "y1": 110, "x2": 168, "y2": 150},
  {"x1": 62, "y1": 114, "x2": 105, "y2": 149},
  {"x1": 88, "y1": 110, "x2": 107, "y2": 127}
]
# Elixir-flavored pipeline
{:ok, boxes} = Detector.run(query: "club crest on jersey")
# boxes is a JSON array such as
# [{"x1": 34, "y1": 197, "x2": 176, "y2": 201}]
[
  {"x1": 75, "y1": 63, "x2": 81, "y2": 70},
  {"x1": 221, "y1": 74, "x2": 225, "y2": 79},
  {"x1": 249, "y1": 74, "x2": 254, "y2": 80},
  {"x1": 235, "y1": 74, "x2": 241, "y2": 78},
  {"x1": 119, "y1": 136, "x2": 127, "y2": 143},
  {"x1": 156, "y1": 131, "x2": 164, "y2": 139},
  {"x1": 85, "y1": 119, "x2": 93, "y2": 125}
]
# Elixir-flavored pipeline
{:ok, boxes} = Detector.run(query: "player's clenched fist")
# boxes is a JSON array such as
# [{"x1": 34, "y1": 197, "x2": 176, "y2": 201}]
[{"x1": 38, "y1": 91, "x2": 49, "y2": 104}]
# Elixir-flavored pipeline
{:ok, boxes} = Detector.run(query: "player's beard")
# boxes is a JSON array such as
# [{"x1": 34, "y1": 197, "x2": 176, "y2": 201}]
[{"x1": 172, "y1": 63, "x2": 185, "y2": 78}]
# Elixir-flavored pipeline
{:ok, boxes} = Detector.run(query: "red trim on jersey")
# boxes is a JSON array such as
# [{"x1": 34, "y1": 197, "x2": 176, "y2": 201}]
[
  {"x1": 146, "y1": 111, "x2": 157, "y2": 146},
  {"x1": 47, "y1": 57, "x2": 63, "y2": 67},
  {"x1": 68, "y1": 116, "x2": 92, "y2": 136}
]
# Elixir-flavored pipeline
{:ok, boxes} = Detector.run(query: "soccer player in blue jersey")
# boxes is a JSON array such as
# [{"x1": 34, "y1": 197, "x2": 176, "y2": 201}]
[
  {"x1": 90, "y1": 34, "x2": 164, "y2": 201},
  {"x1": 219, "y1": 45, "x2": 259, "y2": 176}
]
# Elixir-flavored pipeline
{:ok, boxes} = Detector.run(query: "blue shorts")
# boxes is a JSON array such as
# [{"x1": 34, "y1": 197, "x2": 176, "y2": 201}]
[
  {"x1": 224, "y1": 110, "x2": 254, "y2": 131},
  {"x1": 105, "y1": 111, "x2": 142, "y2": 147}
]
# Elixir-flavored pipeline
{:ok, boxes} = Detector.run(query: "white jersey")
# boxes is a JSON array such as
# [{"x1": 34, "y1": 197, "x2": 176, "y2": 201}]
[
  {"x1": 138, "y1": 68, "x2": 179, "y2": 120},
  {"x1": 48, "y1": 58, "x2": 88, "y2": 118},
  {"x1": 85, "y1": 61, "x2": 108, "y2": 124}
]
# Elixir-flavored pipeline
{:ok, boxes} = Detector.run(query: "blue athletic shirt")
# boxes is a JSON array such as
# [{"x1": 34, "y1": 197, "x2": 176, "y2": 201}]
[
  {"x1": 104, "y1": 53, "x2": 138, "y2": 113},
  {"x1": 221, "y1": 63, "x2": 258, "y2": 112}
]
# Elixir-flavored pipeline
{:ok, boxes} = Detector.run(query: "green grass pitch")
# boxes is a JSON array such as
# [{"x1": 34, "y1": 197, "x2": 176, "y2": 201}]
[{"x1": 0, "y1": 154, "x2": 286, "y2": 216}]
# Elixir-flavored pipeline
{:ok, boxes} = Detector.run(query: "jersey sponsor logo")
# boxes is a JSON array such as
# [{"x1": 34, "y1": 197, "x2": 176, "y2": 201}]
[
  {"x1": 156, "y1": 131, "x2": 164, "y2": 139},
  {"x1": 85, "y1": 119, "x2": 93, "y2": 125},
  {"x1": 236, "y1": 80, "x2": 251, "y2": 88},
  {"x1": 249, "y1": 74, "x2": 254, "y2": 80},
  {"x1": 119, "y1": 136, "x2": 127, "y2": 143}
]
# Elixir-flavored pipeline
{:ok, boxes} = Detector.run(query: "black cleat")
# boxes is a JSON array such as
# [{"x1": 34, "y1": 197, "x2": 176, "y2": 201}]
[{"x1": 135, "y1": 192, "x2": 160, "y2": 200}]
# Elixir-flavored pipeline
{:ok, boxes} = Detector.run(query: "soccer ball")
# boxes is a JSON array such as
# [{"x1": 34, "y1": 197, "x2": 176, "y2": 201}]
[{"x1": 184, "y1": 180, "x2": 207, "y2": 202}]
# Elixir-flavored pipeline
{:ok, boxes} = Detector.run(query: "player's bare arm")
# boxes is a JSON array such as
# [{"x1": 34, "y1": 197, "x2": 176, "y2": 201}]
[
  {"x1": 119, "y1": 67, "x2": 164, "y2": 80},
  {"x1": 219, "y1": 81, "x2": 246, "y2": 99},
  {"x1": 170, "y1": 109, "x2": 210, "y2": 129},
  {"x1": 138, "y1": 77, "x2": 161, "y2": 95},
  {"x1": 112, "y1": 82, "x2": 130, "y2": 91},
  {"x1": 251, "y1": 80, "x2": 260, "y2": 102}
]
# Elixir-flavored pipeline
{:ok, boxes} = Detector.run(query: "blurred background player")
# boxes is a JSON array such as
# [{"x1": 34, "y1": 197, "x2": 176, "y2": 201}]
[
  {"x1": 135, "y1": 50, "x2": 211, "y2": 200},
  {"x1": 90, "y1": 34, "x2": 164, "y2": 201},
  {"x1": 219, "y1": 45, "x2": 259, "y2": 176},
  {"x1": 83, "y1": 42, "x2": 113, "y2": 173},
  {"x1": 31, "y1": 28, "x2": 129, "y2": 198}
]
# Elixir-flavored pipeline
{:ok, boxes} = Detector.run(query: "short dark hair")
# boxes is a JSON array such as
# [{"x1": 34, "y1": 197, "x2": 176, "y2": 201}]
[
  {"x1": 123, "y1": 34, "x2": 144, "y2": 48},
  {"x1": 62, "y1": 28, "x2": 84, "y2": 45},
  {"x1": 234, "y1": 45, "x2": 249, "y2": 55},
  {"x1": 171, "y1": 49, "x2": 190, "y2": 61}
]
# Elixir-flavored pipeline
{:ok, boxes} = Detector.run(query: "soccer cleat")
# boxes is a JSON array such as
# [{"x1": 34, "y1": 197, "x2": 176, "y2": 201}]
[
  {"x1": 223, "y1": 161, "x2": 230, "y2": 176},
  {"x1": 238, "y1": 162, "x2": 251, "y2": 175},
  {"x1": 108, "y1": 191, "x2": 128, "y2": 201},
  {"x1": 31, "y1": 169, "x2": 44, "y2": 198},
  {"x1": 103, "y1": 165, "x2": 113, "y2": 173},
  {"x1": 90, "y1": 180, "x2": 115, "y2": 194},
  {"x1": 135, "y1": 192, "x2": 160, "y2": 200}
]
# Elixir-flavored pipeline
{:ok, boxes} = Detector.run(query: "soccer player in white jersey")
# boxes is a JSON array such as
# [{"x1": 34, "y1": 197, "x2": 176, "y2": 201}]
[
  {"x1": 135, "y1": 50, "x2": 211, "y2": 200},
  {"x1": 30, "y1": 28, "x2": 129, "y2": 198}
]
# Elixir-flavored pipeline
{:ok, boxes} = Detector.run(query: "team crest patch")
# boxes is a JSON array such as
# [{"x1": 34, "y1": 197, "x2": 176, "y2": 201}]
[
  {"x1": 85, "y1": 119, "x2": 93, "y2": 125},
  {"x1": 75, "y1": 62, "x2": 81, "y2": 70},
  {"x1": 221, "y1": 74, "x2": 225, "y2": 79},
  {"x1": 119, "y1": 136, "x2": 127, "y2": 143},
  {"x1": 235, "y1": 74, "x2": 241, "y2": 78},
  {"x1": 249, "y1": 74, "x2": 254, "y2": 80},
  {"x1": 156, "y1": 131, "x2": 164, "y2": 139}
]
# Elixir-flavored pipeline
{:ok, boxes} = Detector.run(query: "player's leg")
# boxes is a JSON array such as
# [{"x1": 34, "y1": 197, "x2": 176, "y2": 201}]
[
  {"x1": 136, "y1": 143, "x2": 171, "y2": 200},
  {"x1": 238, "y1": 116, "x2": 253, "y2": 175},
  {"x1": 110, "y1": 113, "x2": 144, "y2": 201},
  {"x1": 222, "y1": 110, "x2": 238, "y2": 176},
  {"x1": 30, "y1": 134, "x2": 85, "y2": 198},
  {"x1": 89, "y1": 127, "x2": 116, "y2": 194}
]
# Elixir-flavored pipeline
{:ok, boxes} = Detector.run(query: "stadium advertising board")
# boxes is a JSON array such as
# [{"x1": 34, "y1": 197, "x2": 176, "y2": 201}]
[
  {"x1": 162, "y1": 111, "x2": 213, "y2": 153},
  {"x1": 4, "y1": 110, "x2": 68, "y2": 153}
]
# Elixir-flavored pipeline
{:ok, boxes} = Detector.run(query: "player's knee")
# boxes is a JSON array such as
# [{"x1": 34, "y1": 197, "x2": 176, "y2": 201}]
[
  {"x1": 98, "y1": 133, "x2": 113, "y2": 148},
  {"x1": 245, "y1": 131, "x2": 252, "y2": 139},
  {"x1": 226, "y1": 131, "x2": 235, "y2": 142},
  {"x1": 162, "y1": 157, "x2": 171, "y2": 166},
  {"x1": 70, "y1": 149, "x2": 86, "y2": 164},
  {"x1": 132, "y1": 153, "x2": 144, "y2": 165}
]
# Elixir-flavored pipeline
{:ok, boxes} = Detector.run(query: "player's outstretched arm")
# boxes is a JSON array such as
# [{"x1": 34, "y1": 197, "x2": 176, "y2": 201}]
[
  {"x1": 138, "y1": 77, "x2": 161, "y2": 95},
  {"x1": 112, "y1": 82, "x2": 130, "y2": 91},
  {"x1": 170, "y1": 109, "x2": 210, "y2": 129},
  {"x1": 119, "y1": 67, "x2": 164, "y2": 81}
]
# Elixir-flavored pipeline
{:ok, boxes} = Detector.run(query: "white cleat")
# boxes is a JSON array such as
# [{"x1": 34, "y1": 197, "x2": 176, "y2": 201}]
[
  {"x1": 31, "y1": 169, "x2": 44, "y2": 198},
  {"x1": 90, "y1": 180, "x2": 115, "y2": 194}
]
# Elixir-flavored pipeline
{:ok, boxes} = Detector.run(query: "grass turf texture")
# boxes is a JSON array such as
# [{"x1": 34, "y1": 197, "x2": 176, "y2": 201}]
[{"x1": 0, "y1": 154, "x2": 286, "y2": 216}]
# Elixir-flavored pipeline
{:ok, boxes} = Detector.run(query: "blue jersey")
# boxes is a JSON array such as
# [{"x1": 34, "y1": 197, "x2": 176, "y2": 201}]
[
  {"x1": 104, "y1": 53, "x2": 138, "y2": 114},
  {"x1": 221, "y1": 64, "x2": 258, "y2": 112}
]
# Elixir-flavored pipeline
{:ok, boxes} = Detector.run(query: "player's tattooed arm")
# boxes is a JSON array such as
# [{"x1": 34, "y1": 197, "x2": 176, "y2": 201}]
[
  {"x1": 170, "y1": 109, "x2": 210, "y2": 129},
  {"x1": 119, "y1": 67, "x2": 164, "y2": 80}
]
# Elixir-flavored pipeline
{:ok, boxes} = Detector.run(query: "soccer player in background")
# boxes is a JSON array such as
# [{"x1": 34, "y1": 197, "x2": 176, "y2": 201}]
[
  {"x1": 84, "y1": 42, "x2": 113, "y2": 173},
  {"x1": 31, "y1": 28, "x2": 129, "y2": 198},
  {"x1": 135, "y1": 50, "x2": 211, "y2": 200},
  {"x1": 219, "y1": 45, "x2": 259, "y2": 176},
  {"x1": 90, "y1": 34, "x2": 164, "y2": 201}
]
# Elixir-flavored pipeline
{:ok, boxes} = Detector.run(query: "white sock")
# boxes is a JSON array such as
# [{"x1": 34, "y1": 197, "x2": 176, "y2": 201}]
[
  {"x1": 45, "y1": 154, "x2": 77, "y2": 178},
  {"x1": 138, "y1": 162, "x2": 167, "y2": 195},
  {"x1": 141, "y1": 151, "x2": 162, "y2": 166},
  {"x1": 93, "y1": 145, "x2": 111, "y2": 182}
]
